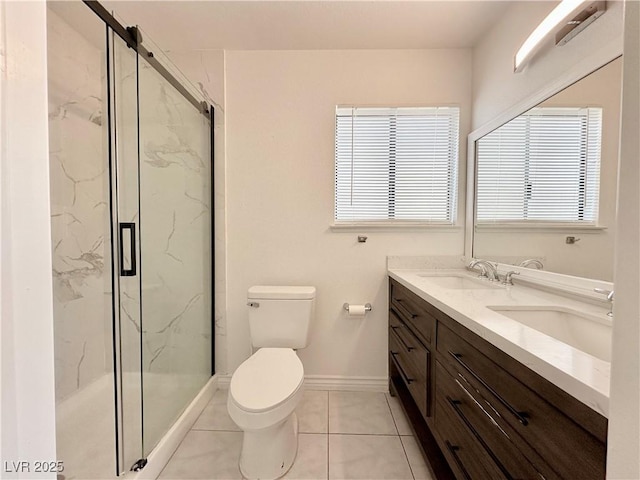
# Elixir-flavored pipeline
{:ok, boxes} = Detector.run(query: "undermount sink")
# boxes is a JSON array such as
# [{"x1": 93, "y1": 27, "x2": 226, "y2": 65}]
[
  {"x1": 488, "y1": 306, "x2": 612, "y2": 362},
  {"x1": 417, "y1": 273, "x2": 502, "y2": 290}
]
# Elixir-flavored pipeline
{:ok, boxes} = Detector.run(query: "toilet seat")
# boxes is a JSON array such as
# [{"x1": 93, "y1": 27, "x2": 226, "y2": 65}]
[{"x1": 229, "y1": 348, "x2": 304, "y2": 413}]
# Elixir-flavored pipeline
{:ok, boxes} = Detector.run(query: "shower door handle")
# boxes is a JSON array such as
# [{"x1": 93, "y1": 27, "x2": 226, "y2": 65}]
[{"x1": 119, "y1": 222, "x2": 137, "y2": 277}]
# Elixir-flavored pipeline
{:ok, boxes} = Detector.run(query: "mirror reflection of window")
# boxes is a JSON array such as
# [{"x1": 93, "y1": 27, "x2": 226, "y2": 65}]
[
  {"x1": 471, "y1": 56, "x2": 622, "y2": 282},
  {"x1": 476, "y1": 107, "x2": 602, "y2": 224}
]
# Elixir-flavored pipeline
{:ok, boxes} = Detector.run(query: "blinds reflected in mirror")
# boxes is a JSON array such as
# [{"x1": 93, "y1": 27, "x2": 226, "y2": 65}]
[{"x1": 476, "y1": 107, "x2": 602, "y2": 224}]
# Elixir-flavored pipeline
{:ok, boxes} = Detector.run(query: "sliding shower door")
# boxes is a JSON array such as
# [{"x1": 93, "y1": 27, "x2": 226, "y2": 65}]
[
  {"x1": 49, "y1": 3, "x2": 213, "y2": 476},
  {"x1": 110, "y1": 31, "x2": 213, "y2": 467},
  {"x1": 110, "y1": 29, "x2": 145, "y2": 472},
  {"x1": 110, "y1": 28, "x2": 213, "y2": 459},
  {"x1": 47, "y1": 3, "x2": 118, "y2": 479},
  {"x1": 137, "y1": 53, "x2": 212, "y2": 456}
]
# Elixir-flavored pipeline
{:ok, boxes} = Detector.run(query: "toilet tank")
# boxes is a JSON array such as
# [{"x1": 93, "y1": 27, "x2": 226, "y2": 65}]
[{"x1": 247, "y1": 286, "x2": 316, "y2": 349}]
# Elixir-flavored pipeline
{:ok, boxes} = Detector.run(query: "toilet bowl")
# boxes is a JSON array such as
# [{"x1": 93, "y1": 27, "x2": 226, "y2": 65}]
[
  {"x1": 227, "y1": 347, "x2": 305, "y2": 480},
  {"x1": 228, "y1": 286, "x2": 315, "y2": 479}
]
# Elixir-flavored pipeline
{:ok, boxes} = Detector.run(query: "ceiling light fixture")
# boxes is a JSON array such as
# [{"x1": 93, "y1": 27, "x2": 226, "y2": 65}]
[{"x1": 514, "y1": 0, "x2": 606, "y2": 73}]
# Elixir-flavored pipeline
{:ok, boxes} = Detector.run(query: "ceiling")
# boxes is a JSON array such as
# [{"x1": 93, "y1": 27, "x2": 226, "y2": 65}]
[{"x1": 97, "y1": 1, "x2": 513, "y2": 52}]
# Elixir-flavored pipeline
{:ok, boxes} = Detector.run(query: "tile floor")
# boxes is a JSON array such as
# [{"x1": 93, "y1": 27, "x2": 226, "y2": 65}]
[{"x1": 159, "y1": 389, "x2": 433, "y2": 480}]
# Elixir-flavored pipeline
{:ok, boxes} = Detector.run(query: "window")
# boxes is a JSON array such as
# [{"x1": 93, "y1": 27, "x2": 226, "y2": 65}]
[
  {"x1": 334, "y1": 106, "x2": 460, "y2": 224},
  {"x1": 476, "y1": 107, "x2": 602, "y2": 224}
]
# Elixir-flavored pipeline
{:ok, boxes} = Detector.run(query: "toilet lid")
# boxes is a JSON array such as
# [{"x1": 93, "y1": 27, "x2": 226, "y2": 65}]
[{"x1": 230, "y1": 348, "x2": 304, "y2": 413}]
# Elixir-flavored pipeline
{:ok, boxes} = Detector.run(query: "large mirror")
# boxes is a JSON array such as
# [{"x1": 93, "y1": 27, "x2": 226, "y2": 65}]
[{"x1": 472, "y1": 57, "x2": 622, "y2": 282}]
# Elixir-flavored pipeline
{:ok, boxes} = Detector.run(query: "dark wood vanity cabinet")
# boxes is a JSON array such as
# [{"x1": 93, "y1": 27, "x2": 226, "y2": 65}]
[
  {"x1": 389, "y1": 310, "x2": 430, "y2": 418},
  {"x1": 388, "y1": 280, "x2": 436, "y2": 421},
  {"x1": 388, "y1": 278, "x2": 608, "y2": 480}
]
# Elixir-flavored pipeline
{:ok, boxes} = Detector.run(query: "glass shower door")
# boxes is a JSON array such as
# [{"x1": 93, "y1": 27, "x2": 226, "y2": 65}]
[
  {"x1": 47, "y1": 3, "x2": 118, "y2": 478},
  {"x1": 110, "y1": 24, "x2": 212, "y2": 464},
  {"x1": 137, "y1": 52, "x2": 212, "y2": 455},
  {"x1": 110, "y1": 22, "x2": 213, "y2": 471},
  {"x1": 50, "y1": 4, "x2": 212, "y2": 476},
  {"x1": 109, "y1": 28, "x2": 144, "y2": 472}
]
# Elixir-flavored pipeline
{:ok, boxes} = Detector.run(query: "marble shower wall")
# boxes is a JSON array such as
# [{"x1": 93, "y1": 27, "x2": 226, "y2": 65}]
[
  {"x1": 47, "y1": 9, "x2": 111, "y2": 403},
  {"x1": 48, "y1": 9, "x2": 214, "y2": 442},
  {"x1": 166, "y1": 50, "x2": 226, "y2": 375}
]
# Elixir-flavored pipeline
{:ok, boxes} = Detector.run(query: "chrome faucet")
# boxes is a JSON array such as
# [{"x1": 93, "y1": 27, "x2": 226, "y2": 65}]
[
  {"x1": 468, "y1": 259, "x2": 498, "y2": 281},
  {"x1": 594, "y1": 288, "x2": 614, "y2": 317},
  {"x1": 519, "y1": 259, "x2": 544, "y2": 269},
  {"x1": 501, "y1": 270, "x2": 520, "y2": 286}
]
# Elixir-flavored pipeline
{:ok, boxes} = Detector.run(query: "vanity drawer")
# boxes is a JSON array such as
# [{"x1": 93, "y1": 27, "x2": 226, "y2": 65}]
[
  {"x1": 389, "y1": 325, "x2": 430, "y2": 419},
  {"x1": 434, "y1": 394, "x2": 507, "y2": 480},
  {"x1": 437, "y1": 323, "x2": 606, "y2": 479},
  {"x1": 390, "y1": 280, "x2": 436, "y2": 345},
  {"x1": 435, "y1": 360, "x2": 554, "y2": 480}
]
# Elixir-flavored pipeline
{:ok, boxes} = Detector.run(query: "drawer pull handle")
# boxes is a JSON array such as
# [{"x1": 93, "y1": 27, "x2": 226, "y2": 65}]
[
  {"x1": 391, "y1": 326, "x2": 415, "y2": 352},
  {"x1": 445, "y1": 441, "x2": 472, "y2": 480},
  {"x1": 446, "y1": 395, "x2": 481, "y2": 436},
  {"x1": 390, "y1": 352, "x2": 414, "y2": 384},
  {"x1": 394, "y1": 301, "x2": 419, "y2": 319},
  {"x1": 446, "y1": 395, "x2": 515, "y2": 480},
  {"x1": 446, "y1": 394, "x2": 491, "y2": 437},
  {"x1": 448, "y1": 351, "x2": 529, "y2": 426}
]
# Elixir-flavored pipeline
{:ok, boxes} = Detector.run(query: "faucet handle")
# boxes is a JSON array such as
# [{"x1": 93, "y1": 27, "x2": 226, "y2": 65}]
[
  {"x1": 594, "y1": 288, "x2": 614, "y2": 317},
  {"x1": 502, "y1": 271, "x2": 520, "y2": 286},
  {"x1": 519, "y1": 259, "x2": 544, "y2": 269},
  {"x1": 468, "y1": 260, "x2": 488, "y2": 278},
  {"x1": 594, "y1": 288, "x2": 614, "y2": 301}
]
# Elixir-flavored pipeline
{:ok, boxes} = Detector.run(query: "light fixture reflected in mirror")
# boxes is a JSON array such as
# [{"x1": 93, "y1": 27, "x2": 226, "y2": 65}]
[{"x1": 514, "y1": 0, "x2": 607, "y2": 73}]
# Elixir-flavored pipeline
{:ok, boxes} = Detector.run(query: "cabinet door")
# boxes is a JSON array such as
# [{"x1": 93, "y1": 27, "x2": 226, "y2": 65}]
[
  {"x1": 434, "y1": 395, "x2": 507, "y2": 480},
  {"x1": 390, "y1": 281, "x2": 436, "y2": 345},
  {"x1": 436, "y1": 361, "x2": 553, "y2": 479},
  {"x1": 438, "y1": 323, "x2": 606, "y2": 479},
  {"x1": 389, "y1": 322, "x2": 430, "y2": 419}
]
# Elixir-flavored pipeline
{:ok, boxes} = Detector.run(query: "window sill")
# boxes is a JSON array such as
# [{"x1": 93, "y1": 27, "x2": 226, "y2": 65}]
[
  {"x1": 330, "y1": 222, "x2": 462, "y2": 232},
  {"x1": 474, "y1": 223, "x2": 607, "y2": 233}
]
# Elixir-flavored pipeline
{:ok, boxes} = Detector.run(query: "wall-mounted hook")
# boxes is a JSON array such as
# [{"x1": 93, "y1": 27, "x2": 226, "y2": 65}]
[
  {"x1": 357, "y1": 235, "x2": 368, "y2": 243},
  {"x1": 566, "y1": 236, "x2": 581, "y2": 244}
]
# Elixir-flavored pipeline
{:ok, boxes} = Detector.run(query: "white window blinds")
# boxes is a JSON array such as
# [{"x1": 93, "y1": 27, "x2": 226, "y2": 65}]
[
  {"x1": 476, "y1": 107, "x2": 602, "y2": 224},
  {"x1": 335, "y1": 106, "x2": 460, "y2": 223}
]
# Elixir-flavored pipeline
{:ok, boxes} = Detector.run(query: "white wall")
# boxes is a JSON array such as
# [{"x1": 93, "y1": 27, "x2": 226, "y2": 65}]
[
  {"x1": 0, "y1": 1, "x2": 57, "y2": 478},
  {"x1": 472, "y1": 0, "x2": 624, "y2": 131},
  {"x1": 224, "y1": 49, "x2": 471, "y2": 377},
  {"x1": 607, "y1": 2, "x2": 640, "y2": 477}
]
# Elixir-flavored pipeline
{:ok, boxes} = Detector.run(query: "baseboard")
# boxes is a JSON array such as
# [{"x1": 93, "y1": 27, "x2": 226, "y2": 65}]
[
  {"x1": 217, "y1": 374, "x2": 232, "y2": 388},
  {"x1": 218, "y1": 373, "x2": 387, "y2": 392},
  {"x1": 129, "y1": 375, "x2": 218, "y2": 480},
  {"x1": 304, "y1": 375, "x2": 388, "y2": 392}
]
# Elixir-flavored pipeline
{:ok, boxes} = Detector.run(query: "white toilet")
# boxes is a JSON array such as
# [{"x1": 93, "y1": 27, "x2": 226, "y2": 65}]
[{"x1": 227, "y1": 285, "x2": 316, "y2": 480}]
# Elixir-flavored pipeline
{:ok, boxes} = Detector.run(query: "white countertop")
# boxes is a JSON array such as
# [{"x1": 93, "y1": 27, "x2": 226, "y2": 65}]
[{"x1": 388, "y1": 268, "x2": 611, "y2": 418}]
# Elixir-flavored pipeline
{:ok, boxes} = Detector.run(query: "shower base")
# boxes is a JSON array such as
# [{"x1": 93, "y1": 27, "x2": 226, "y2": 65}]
[{"x1": 56, "y1": 372, "x2": 215, "y2": 479}]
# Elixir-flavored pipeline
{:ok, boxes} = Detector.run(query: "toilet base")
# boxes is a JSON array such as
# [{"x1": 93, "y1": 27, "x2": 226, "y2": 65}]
[{"x1": 239, "y1": 412, "x2": 299, "y2": 480}]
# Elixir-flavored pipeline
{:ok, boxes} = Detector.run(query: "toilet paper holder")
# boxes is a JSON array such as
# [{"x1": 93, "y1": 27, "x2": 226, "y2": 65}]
[{"x1": 343, "y1": 303, "x2": 372, "y2": 312}]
